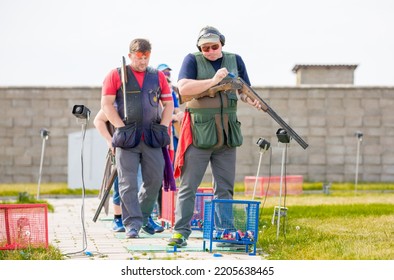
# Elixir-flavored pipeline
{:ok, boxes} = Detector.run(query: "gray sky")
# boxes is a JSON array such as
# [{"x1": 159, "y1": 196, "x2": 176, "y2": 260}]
[{"x1": 1, "y1": 0, "x2": 393, "y2": 87}]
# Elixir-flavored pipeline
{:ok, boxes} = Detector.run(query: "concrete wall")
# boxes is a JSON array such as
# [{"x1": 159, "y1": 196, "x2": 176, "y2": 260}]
[
  {"x1": 293, "y1": 65, "x2": 357, "y2": 85},
  {"x1": 1, "y1": 85, "x2": 393, "y2": 185},
  {"x1": 236, "y1": 85, "x2": 394, "y2": 183},
  {"x1": 0, "y1": 87, "x2": 102, "y2": 184}
]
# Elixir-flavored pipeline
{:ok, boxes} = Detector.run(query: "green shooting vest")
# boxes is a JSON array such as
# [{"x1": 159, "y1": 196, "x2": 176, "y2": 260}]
[{"x1": 187, "y1": 52, "x2": 243, "y2": 149}]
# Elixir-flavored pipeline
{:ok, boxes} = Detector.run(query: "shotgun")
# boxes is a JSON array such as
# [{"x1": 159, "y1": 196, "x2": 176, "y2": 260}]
[
  {"x1": 121, "y1": 56, "x2": 128, "y2": 123},
  {"x1": 236, "y1": 77, "x2": 308, "y2": 149},
  {"x1": 93, "y1": 149, "x2": 117, "y2": 222},
  {"x1": 179, "y1": 76, "x2": 309, "y2": 149}
]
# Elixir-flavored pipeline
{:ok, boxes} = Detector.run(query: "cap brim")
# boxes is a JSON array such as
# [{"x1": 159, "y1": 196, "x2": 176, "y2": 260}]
[
  {"x1": 158, "y1": 64, "x2": 171, "y2": 71},
  {"x1": 198, "y1": 34, "x2": 220, "y2": 46}
]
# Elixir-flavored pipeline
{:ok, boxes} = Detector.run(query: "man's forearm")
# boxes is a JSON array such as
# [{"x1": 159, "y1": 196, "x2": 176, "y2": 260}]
[
  {"x1": 178, "y1": 78, "x2": 217, "y2": 96},
  {"x1": 101, "y1": 96, "x2": 124, "y2": 128},
  {"x1": 103, "y1": 105, "x2": 124, "y2": 128},
  {"x1": 179, "y1": 78, "x2": 243, "y2": 104},
  {"x1": 95, "y1": 122, "x2": 112, "y2": 144},
  {"x1": 160, "y1": 103, "x2": 174, "y2": 127}
]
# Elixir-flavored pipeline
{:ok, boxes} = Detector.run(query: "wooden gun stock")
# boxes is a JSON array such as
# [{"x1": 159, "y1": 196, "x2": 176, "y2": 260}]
[
  {"x1": 237, "y1": 77, "x2": 309, "y2": 149},
  {"x1": 179, "y1": 79, "x2": 242, "y2": 104},
  {"x1": 92, "y1": 168, "x2": 117, "y2": 222},
  {"x1": 93, "y1": 151, "x2": 117, "y2": 222}
]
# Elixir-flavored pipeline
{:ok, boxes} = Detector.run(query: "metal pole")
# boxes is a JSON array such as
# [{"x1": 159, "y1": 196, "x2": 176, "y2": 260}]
[
  {"x1": 354, "y1": 131, "x2": 363, "y2": 194},
  {"x1": 37, "y1": 129, "x2": 49, "y2": 200},
  {"x1": 252, "y1": 149, "x2": 264, "y2": 200},
  {"x1": 252, "y1": 138, "x2": 270, "y2": 200},
  {"x1": 276, "y1": 143, "x2": 287, "y2": 239}
]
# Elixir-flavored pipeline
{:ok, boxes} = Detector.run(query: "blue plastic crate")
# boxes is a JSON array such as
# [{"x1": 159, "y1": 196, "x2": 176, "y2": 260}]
[{"x1": 203, "y1": 199, "x2": 260, "y2": 255}]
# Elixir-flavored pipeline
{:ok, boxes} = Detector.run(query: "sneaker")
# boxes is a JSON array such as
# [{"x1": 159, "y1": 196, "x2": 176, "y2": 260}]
[
  {"x1": 112, "y1": 218, "x2": 125, "y2": 232},
  {"x1": 148, "y1": 216, "x2": 164, "y2": 233},
  {"x1": 141, "y1": 223, "x2": 155, "y2": 235},
  {"x1": 125, "y1": 228, "x2": 139, "y2": 239},
  {"x1": 168, "y1": 233, "x2": 187, "y2": 247}
]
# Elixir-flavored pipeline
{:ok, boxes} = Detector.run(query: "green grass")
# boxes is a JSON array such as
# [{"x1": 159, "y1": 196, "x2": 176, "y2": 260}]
[
  {"x1": 0, "y1": 245, "x2": 64, "y2": 260},
  {"x1": 302, "y1": 182, "x2": 394, "y2": 192},
  {"x1": 0, "y1": 182, "x2": 393, "y2": 260},
  {"x1": 255, "y1": 192, "x2": 394, "y2": 260},
  {"x1": 0, "y1": 183, "x2": 99, "y2": 197},
  {"x1": 2, "y1": 181, "x2": 392, "y2": 197},
  {"x1": 0, "y1": 191, "x2": 55, "y2": 212}
]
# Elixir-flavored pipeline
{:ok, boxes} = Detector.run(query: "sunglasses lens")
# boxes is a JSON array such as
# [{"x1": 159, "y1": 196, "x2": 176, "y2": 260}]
[
  {"x1": 201, "y1": 44, "x2": 220, "y2": 52},
  {"x1": 134, "y1": 51, "x2": 150, "y2": 58}
]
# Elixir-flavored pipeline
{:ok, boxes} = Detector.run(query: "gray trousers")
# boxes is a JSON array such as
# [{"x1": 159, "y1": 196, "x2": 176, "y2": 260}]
[
  {"x1": 116, "y1": 142, "x2": 164, "y2": 232},
  {"x1": 173, "y1": 145, "x2": 236, "y2": 239}
]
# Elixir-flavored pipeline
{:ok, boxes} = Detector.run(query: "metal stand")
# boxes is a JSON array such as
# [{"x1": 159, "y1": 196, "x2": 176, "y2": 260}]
[
  {"x1": 354, "y1": 131, "x2": 363, "y2": 193},
  {"x1": 252, "y1": 138, "x2": 270, "y2": 200},
  {"x1": 275, "y1": 142, "x2": 288, "y2": 239},
  {"x1": 37, "y1": 129, "x2": 49, "y2": 200},
  {"x1": 67, "y1": 105, "x2": 91, "y2": 256},
  {"x1": 272, "y1": 128, "x2": 290, "y2": 239}
]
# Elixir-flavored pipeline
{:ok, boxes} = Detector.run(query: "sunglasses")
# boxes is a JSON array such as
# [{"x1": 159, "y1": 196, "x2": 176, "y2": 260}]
[
  {"x1": 201, "y1": 44, "x2": 220, "y2": 52},
  {"x1": 133, "y1": 51, "x2": 151, "y2": 58}
]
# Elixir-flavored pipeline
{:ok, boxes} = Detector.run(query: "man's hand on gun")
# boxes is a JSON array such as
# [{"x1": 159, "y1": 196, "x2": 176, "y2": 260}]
[
  {"x1": 240, "y1": 92, "x2": 262, "y2": 110},
  {"x1": 106, "y1": 139, "x2": 115, "y2": 156},
  {"x1": 213, "y1": 67, "x2": 229, "y2": 84},
  {"x1": 227, "y1": 71, "x2": 260, "y2": 110}
]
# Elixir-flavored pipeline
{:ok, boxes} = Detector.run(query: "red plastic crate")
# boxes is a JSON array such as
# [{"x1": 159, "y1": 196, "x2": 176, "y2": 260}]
[
  {"x1": 160, "y1": 187, "x2": 213, "y2": 228},
  {"x1": 244, "y1": 175, "x2": 303, "y2": 197},
  {"x1": 159, "y1": 188, "x2": 177, "y2": 227},
  {"x1": 0, "y1": 204, "x2": 48, "y2": 250}
]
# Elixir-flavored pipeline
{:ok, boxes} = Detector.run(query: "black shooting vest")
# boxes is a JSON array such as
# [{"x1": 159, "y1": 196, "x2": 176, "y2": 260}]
[
  {"x1": 115, "y1": 66, "x2": 163, "y2": 147},
  {"x1": 187, "y1": 52, "x2": 243, "y2": 149}
]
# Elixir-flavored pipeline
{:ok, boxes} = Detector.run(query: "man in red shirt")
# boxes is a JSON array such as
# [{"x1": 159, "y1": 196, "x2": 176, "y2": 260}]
[{"x1": 101, "y1": 38, "x2": 173, "y2": 238}]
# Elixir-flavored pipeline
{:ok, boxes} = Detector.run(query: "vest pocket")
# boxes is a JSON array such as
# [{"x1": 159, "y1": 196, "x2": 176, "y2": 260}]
[
  {"x1": 145, "y1": 122, "x2": 170, "y2": 148},
  {"x1": 227, "y1": 92, "x2": 238, "y2": 107},
  {"x1": 112, "y1": 122, "x2": 139, "y2": 149},
  {"x1": 192, "y1": 117, "x2": 218, "y2": 149},
  {"x1": 228, "y1": 118, "x2": 243, "y2": 147}
]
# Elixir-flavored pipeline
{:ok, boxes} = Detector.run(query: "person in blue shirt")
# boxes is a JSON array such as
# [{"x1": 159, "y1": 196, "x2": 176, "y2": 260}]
[
  {"x1": 157, "y1": 63, "x2": 184, "y2": 160},
  {"x1": 167, "y1": 26, "x2": 260, "y2": 248}
]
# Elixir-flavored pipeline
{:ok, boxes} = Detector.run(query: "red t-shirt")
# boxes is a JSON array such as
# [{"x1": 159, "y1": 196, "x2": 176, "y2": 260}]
[{"x1": 101, "y1": 66, "x2": 172, "y2": 102}]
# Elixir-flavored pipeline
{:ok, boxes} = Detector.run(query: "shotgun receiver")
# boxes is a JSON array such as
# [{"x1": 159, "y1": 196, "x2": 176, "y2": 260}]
[{"x1": 236, "y1": 77, "x2": 308, "y2": 149}]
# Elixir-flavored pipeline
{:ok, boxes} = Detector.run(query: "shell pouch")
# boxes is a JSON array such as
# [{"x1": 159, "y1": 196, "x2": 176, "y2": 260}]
[
  {"x1": 227, "y1": 115, "x2": 243, "y2": 147},
  {"x1": 144, "y1": 122, "x2": 171, "y2": 148},
  {"x1": 112, "y1": 122, "x2": 140, "y2": 149},
  {"x1": 192, "y1": 114, "x2": 218, "y2": 149}
]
